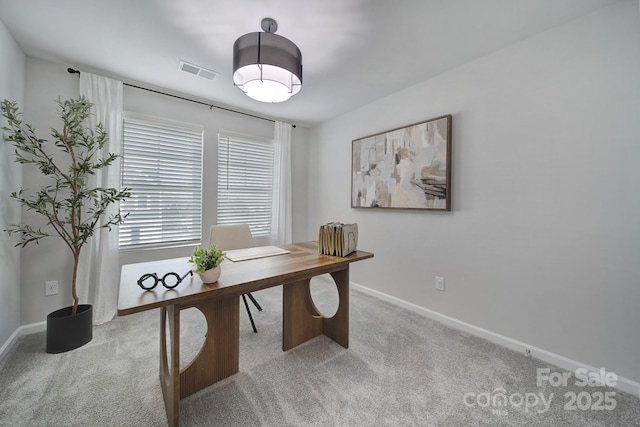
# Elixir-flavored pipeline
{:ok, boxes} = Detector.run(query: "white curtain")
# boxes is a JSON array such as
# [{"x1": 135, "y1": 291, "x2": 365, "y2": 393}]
[
  {"x1": 271, "y1": 121, "x2": 293, "y2": 245},
  {"x1": 77, "y1": 72, "x2": 124, "y2": 325}
]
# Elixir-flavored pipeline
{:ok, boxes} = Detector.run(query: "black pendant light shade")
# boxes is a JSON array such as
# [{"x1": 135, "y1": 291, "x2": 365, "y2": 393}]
[{"x1": 233, "y1": 18, "x2": 302, "y2": 103}]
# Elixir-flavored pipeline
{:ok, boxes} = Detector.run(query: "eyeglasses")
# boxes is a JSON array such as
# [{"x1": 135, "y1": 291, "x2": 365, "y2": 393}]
[{"x1": 137, "y1": 270, "x2": 193, "y2": 290}]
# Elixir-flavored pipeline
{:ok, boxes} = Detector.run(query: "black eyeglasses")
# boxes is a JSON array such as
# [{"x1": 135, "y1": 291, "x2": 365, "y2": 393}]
[{"x1": 137, "y1": 270, "x2": 193, "y2": 290}]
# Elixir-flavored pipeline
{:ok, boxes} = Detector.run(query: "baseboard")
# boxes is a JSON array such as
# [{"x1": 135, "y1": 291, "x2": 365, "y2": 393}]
[
  {"x1": 20, "y1": 321, "x2": 46, "y2": 335},
  {"x1": 350, "y1": 282, "x2": 640, "y2": 398},
  {"x1": 0, "y1": 321, "x2": 46, "y2": 362},
  {"x1": 0, "y1": 328, "x2": 22, "y2": 362}
]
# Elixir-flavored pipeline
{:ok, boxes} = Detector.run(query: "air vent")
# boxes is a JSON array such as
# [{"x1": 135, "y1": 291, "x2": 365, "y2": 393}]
[{"x1": 178, "y1": 60, "x2": 219, "y2": 81}]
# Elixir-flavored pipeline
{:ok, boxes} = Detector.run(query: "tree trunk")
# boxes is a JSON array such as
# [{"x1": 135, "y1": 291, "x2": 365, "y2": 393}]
[{"x1": 71, "y1": 249, "x2": 80, "y2": 315}]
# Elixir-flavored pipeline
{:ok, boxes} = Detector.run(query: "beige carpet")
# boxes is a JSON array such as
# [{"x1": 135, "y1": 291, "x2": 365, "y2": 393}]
[{"x1": 0, "y1": 276, "x2": 638, "y2": 426}]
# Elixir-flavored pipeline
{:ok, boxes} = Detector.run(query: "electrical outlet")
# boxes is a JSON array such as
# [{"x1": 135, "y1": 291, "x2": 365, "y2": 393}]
[
  {"x1": 45, "y1": 280, "x2": 58, "y2": 296},
  {"x1": 435, "y1": 276, "x2": 445, "y2": 291}
]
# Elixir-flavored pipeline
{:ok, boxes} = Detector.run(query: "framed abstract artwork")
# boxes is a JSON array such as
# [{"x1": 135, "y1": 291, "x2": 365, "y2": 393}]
[{"x1": 351, "y1": 115, "x2": 452, "y2": 211}]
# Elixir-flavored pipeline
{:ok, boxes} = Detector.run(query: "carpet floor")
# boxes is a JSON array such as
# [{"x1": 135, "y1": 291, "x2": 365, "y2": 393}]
[{"x1": 0, "y1": 276, "x2": 638, "y2": 426}]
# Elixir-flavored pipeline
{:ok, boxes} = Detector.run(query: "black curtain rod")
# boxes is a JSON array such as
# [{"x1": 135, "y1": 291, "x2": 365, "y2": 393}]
[{"x1": 67, "y1": 68, "x2": 295, "y2": 128}]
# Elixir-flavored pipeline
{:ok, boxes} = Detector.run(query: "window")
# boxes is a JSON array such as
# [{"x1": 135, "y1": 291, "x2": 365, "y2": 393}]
[
  {"x1": 119, "y1": 113, "x2": 203, "y2": 249},
  {"x1": 217, "y1": 131, "x2": 274, "y2": 237}
]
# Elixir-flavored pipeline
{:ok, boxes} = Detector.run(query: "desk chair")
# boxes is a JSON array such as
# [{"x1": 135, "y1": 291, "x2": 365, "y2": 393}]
[{"x1": 210, "y1": 224, "x2": 263, "y2": 333}]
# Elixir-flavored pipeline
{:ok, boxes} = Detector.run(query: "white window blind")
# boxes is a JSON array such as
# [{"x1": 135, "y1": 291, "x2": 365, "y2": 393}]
[
  {"x1": 120, "y1": 114, "x2": 203, "y2": 249},
  {"x1": 217, "y1": 132, "x2": 274, "y2": 237}
]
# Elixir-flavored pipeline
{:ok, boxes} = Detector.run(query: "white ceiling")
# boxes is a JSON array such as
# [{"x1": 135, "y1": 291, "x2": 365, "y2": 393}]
[{"x1": 0, "y1": 0, "x2": 619, "y2": 127}]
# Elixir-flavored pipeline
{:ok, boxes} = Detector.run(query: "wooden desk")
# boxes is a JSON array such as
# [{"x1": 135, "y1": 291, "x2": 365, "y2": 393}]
[{"x1": 118, "y1": 241, "x2": 373, "y2": 426}]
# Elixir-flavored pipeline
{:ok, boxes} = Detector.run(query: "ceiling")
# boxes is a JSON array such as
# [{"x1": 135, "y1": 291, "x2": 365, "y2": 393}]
[{"x1": 0, "y1": 0, "x2": 619, "y2": 127}]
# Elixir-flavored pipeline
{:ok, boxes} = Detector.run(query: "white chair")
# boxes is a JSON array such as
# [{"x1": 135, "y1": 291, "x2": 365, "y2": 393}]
[{"x1": 210, "y1": 224, "x2": 263, "y2": 333}]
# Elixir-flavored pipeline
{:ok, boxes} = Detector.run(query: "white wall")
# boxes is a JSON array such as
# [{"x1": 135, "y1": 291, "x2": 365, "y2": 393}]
[
  {"x1": 20, "y1": 58, "x2": 79, "y2": 325},
  {"x1": 19, "y1": 57, "x2": 310, "y2": 325},
  {"x1": 0, "y1": 18, "x2": 25, "y2": 352},
  {"x1": 308, "y1": 0, "x2": 640, "y2": 383}
]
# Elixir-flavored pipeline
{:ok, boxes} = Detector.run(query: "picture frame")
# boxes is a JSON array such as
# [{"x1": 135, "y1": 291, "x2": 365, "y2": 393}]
[{"x1": 351, "y1": 115, "x2": 452, "y2": 211}]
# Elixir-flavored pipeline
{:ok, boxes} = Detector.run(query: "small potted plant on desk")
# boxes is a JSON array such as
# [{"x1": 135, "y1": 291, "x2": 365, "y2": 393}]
[{"x1": 189, "y1": 243, "x2": 225, "y2": 283}]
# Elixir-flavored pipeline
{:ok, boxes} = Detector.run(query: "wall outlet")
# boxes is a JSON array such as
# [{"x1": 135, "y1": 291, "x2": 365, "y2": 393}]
[
  {"x1": 435, "y1": 276, "x2": 445, "y2": 291},
  {"x1": 45, "y1": 280, "x2": 58, "y2": 296}
]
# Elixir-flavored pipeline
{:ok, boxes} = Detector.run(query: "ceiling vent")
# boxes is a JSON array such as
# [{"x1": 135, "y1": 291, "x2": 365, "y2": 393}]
[{"x1": 178, "y1": 60, "x2": 219, "y2": 81}]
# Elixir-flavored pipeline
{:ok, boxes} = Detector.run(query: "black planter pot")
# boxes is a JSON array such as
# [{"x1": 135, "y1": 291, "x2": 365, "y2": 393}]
[{"x1": 46, "y1": 304, "x2": 93, "y2": 354}]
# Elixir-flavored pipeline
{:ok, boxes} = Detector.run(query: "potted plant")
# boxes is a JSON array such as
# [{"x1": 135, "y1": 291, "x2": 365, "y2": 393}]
[
  {"x1": 189, "y1": 243, "x2": 225, "y2": 283},
  {"x1": 1, "y1": 96, "x2": 131, "y2": 353}
]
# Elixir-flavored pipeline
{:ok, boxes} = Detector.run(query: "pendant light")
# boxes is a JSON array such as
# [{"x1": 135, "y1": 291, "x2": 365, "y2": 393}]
[{"x1": 233, "y1": 18, "x2": 302, "y2": 103}]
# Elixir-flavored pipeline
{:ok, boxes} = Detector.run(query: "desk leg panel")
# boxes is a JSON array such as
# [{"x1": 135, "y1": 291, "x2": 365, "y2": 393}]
[
  {"x1": 160, "y1": 305, "x2": 180, "y2": 427},
  {"x1": 180, "y1": 295, "x2": 239, "y2": 399},
  {"x1": 323, "y1": 269, "x2": 350, "y2": 349},
  {"x1": 283, "y1": 279, "x2": 323, "y2": 351}
]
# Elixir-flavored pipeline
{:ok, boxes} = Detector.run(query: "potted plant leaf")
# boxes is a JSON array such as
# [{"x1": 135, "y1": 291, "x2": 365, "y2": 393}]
[
  {"x1": 1, "y1": 96, "x2": 131, "y2": 353},
  {"x1": 189, "y1": 243, "x2": 225, "y2": 283}
]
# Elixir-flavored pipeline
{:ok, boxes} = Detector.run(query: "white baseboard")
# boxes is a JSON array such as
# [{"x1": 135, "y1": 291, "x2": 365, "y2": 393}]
[
  {"x1": 350, "y1": 281, "x2": 640, "y2": 398},
  {"x1": 20, "y1": 321, "x2": 46, "y2": 335},
  {"x1": 0, "y1": 321, "x2": 46, "y2": 362},
  {"x1": 0, "y1": 328, "x2": 22, "y2": 362}
]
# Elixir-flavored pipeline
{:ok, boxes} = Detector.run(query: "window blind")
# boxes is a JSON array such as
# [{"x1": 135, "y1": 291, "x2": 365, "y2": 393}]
[
  {"x1": 217, "y1": 132, "x2": 274, "y2": 237},
  {"x1": 120, "y1": 114, "x2": 203, "y2": 249}
]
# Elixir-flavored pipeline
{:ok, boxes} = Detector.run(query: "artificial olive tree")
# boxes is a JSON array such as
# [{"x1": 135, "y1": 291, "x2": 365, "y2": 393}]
[{"x1": 1, "y1": 97, "x2": 130, "y2": 315}]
